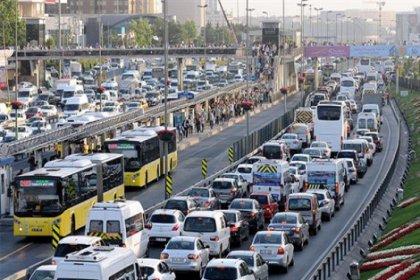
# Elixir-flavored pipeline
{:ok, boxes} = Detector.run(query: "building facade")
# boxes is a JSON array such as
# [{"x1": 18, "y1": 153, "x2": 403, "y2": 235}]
[
  {"x1": 396, "y1": 7, "x2": 420, "y2": 44},
  {"x1": 62, "y1": 0, "x2": 159, "y2": 15},
  {"x1": 168, "y1": 0, "x2": 206, "y2": 28}
]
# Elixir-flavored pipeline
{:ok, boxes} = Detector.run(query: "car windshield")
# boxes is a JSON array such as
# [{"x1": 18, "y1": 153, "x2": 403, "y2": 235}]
[
  {"x1": 343, "y1": 143, "x2": 362, "y2": 153},
  {"x1": 282, "y1": 135, "x2": 296, "y2": 140},
  {"x1": 27, "y1": 108, "x2": 38, "y2": 113},
  {"x1": 41, "y1": 105, "x2": 53, "y2": 110},
  {"x1": 346, "y1": 161, "x2": 354, "y2": 168},
  {"x1": 247, "y1": 158, "x2": 261, "y2": 164},
  {"x1": 54, "y1": 244, "x2": 90, "y2": 257},
  {"x1": 212, "y1": 181, "x2": 232, "y2": 189},
  {"x1": 341, "y1": 80, "x2": 354, "y2": 87},
  {"x1": 304, "y1": 149, "x2": 321, "y2": 156},
  {"x1": 165, "y1": 200, "x2": 187, "y2": 211},
  {"x1": 139, "y1": 267, "x2": 154, "y2": 277},
  {"x1": 64, "y1": 104, "x2": 80, "y2": 111},
  {"x1": 337, "y1": 151, "x2": 356, "y2": 159},
  {"x1": 150, "y1": 214, "x2": 176, "y2": 223},
  {"x1": 183, "y1": 217, "x2": 216, "y2": 232},
  {"x1": 166, "y1": 240, "x2": 194, "y2": 250},
  {"x1": 288, "y1": 198, "x2": 312, "y2": 211},
  {"x1": 204, "y1": 267, "x2": 238, "y2": 280},
  {"x1": 223, "y1": 212, "x2": 237, "y2": 223},
  {"x1": 254, "y1": 233, "x2": 283, "y2": 244},
  {"x1": 127, "y1": 103, "x2": 139, "y2": 108},
  {"x1": 30, "y1": 270, "x2": 55, "y2": 280},
  {"x1": 227, "y1": 255, "x2": 254, "y2": 267},
  {"x1": 188, "y1": 188, "x2": 209, "y2": 197},
  {"x1": 230, "y1": 200, "x2": 253, "y2": 210},
  {"x1": 311, "y1": 193, "x2": 325, "y2": 202},
  {"x1": 250, "y1": 195, "x2": 268, "y2": 205},
  {"x1": 237, "y1": 167, "x2": 252, "y2": 173},
  {"x1": 272, "y1": 214, "x2": 297, "y2": 224},
  {"x1": 292, "y1": 155, "x2": 307, "y2": 162},
  {"x1": 19, "y1": 91, "x2": 30, "y2": 98}
]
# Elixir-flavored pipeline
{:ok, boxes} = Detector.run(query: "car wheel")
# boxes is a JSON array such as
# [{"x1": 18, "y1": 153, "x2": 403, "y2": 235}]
[
  {"x1": 224, "y1": 243, "x2": 230, "y2": 256},
  {"x1": 198, "y1": 264, "x2": 203, "y2": 279},
  {"x1": 318, "y1": 223, "x2": 321, "y2": 231},
  {"x1": 217, "y1": 246, "x2": 223, "y2": 259},
  {"x1": 290, "y1": 258, "x2": 295, "y2": 267},
  {"x1": 283, "y1": 261, "x2": 289, "y2": 273},
  {"x1": 298, "y1": 240, "x2": 304, "y2": 251}
]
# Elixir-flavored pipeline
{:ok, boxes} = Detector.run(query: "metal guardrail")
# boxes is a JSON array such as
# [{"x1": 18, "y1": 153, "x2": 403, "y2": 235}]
[
  {"x1": 302, "y1": 100, "x2": 402, "y2": 280},
  {"x1": 0, "y1": 82, "x2": 250, "y2": 157}
]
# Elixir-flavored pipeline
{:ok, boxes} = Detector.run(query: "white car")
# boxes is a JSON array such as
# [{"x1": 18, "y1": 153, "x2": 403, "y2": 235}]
[
  {"x1": 160, "y1": 236, "x2": 210, "y2": 277},
  {"x1": 11, "y1": 125, "x2": 32, "y2": 139},
  {"x1": 149, "y1": 209, "x2": 185, "y2": 244},
  {"x1": 306, "y1": 189, "x2": 335, "y2": 221},
  {"x1": 349, "y1": 99, "x2": 358, "y2": 113},
  {"x1": 289, "y1": 166, "x2": 303, "y2": 192},
  {"x1": 40, "y1": 105, "x2": 58, "y2": 117},
  {"x1": 227, "y1": 251, "x2": 269, "y2": 280},
  {"x1": 29, "y1": 265, "x2": 56, "y2": 280},
  {"x1": 235, "y1": 164, "x2": 253, "y2": 184},
  {"x1": 220, "y1": 172, "x2": 251, "y2": 196},
  {"x1": 203, "y1": 258, "x2": 256, "y2": 280},
  {"x1": 344, "y1": 158, "x2": 358, "y2": 184},
  {"x1": 250, "y1": 231, "x2": 294, "y2": 272},
  {"x1": 360, "y1": 136, "x2": 377, "y2": 155},
  {"x1": 280, "y1": 133, "x2": 303, "y2": 151},
  {"x1": 290, "y1": 153, "x2": 312, "y2": 163},
  {"x1": 29, "y1": 121, "x2": 52, "y2": 132},
  {"x1": 52, "y1": 236, "x2": 105, "y2": 265},
  {"x1": 310, "y1": 141, "x2": 332, "y2": 158},
  {"x1": 137, "y1": 258, "x2": 176, "y2": 280}
]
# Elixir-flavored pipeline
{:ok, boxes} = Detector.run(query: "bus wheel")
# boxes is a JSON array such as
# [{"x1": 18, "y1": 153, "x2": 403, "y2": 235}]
[{"x1": 71, "y1": 215, "x2": 76, "y2": 235}]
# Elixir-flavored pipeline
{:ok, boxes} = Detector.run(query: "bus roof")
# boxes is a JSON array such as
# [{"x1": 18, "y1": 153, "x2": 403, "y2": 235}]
[
  {"x1": 44, "y1": 159, "x2": 96, "y2": 169},
  {"x1": 65, "y1": 153, "x2": 123, "y2": 163},
  {"x1": 17, "y1": 167, "x2": 90, "y2": 179}
]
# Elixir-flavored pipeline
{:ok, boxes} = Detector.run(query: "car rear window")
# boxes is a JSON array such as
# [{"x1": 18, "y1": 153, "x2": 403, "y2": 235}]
[
  {"x1": 54, "y1": 244, "x2": 90, "y2": 257},
  {"x1": 212, "y1": 181, "x2": 232, "y2": 189},
  {"x1": 183, "y1": 217, "x2": 216, "y2": 232},
  {"x1": 165, "y1": 200, "x2": 187, "y2": 210},
  {"x1": 167, "y1": 240, "x2": 195, "y2": 250},
  {"x1": 230, "y1": 200, "x2": 253, "y2": 210},
  {"x1": 288, "y1": 198, "x2": 312, "y2": 211},
  {"x1": 237, "y1": 167, "x2": 252, "y2": 173},
  {"x1": 250, "y1": 195, "x2": 268, "y2": 205},
  {"x1": 204, "y1": 267, "x2": 238, "y2": 280},
  {"x1": 227, "y1": 255, "x2": 254, "y2": 267},
  {"x1": 272, "y1": 214, "x2": 297, "y2": 224},
  {"x1": 254, "y1": 233, "x2": 283, "y2": 244},
  {"x1": 188, "y1": 188, "x2": 209, "y2": 197},
  {"x1": 337, "y1": 151, "x2": 356, "y2": 159},
  {"x1": 139, "y1": 267, "x2": 155, "y2": 278},
  {"x1": 150, "y1": 214, "x2": 176, "y2": 223}
]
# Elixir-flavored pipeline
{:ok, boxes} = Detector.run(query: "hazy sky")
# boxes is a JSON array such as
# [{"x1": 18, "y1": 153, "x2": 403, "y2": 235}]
[{"x1": 222, "y1": 0, "x2": 418, "y2": 17}]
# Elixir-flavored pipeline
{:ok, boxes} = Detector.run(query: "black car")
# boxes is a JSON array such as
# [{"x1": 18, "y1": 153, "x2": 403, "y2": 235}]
[
  {"x1": 187, "y1": 187, "x2": 221, "y2": 211},
  {"x1": 163, "y1": 196, "x2": 198, "y2": 216},
  {"x1": 229, "y1": 198, "x2": 264, "y2": 233},
  {"x1": 222, "y1": 210, "x2": 250, "y2": 246}
]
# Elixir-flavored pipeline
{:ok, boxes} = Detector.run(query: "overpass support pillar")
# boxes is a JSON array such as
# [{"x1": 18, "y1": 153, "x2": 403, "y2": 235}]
[
  {"x1": 204, "y1": 100, "x2": 210, "y2": 117},
  {"x1": 110, "y1": 128, "x2": 117, "y2": 139},
  {"x1": 177, "y1": 58, "x2": 184, "y2": 91},
  {"x1": 100, "y1": 134, "x2": 106, "y2": 152},
  {"x1": 60, "y1": 141, "x2": 69, "y2": 158}
]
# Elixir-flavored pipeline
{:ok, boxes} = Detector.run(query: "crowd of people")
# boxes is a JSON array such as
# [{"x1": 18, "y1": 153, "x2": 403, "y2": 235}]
[{"x1": 176, "y1": 85, "x2": 274, "y2": 141}]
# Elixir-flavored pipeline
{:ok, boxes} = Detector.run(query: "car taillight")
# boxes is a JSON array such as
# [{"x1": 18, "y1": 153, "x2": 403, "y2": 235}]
[
  {"x1": 249, "y1": 245, "x2": 255, "y2": 251},
  {"x1": 250, "y1": 212, "x2": 256, "y2": 217},
  {"x1": 160, "y1": 253, "x2": 169, "y2": 259},
  {"x1": 172, "y1": 224, "x2": 180, "y2": 231},
  {"x1": 277, "y1": 246, "x2": 285, "y2": 255},
  {"x1": 188, "y1": 254, "x2": 199, "y2": 260},
  {"x1": 292, "y1": 227, "x2": 301, "y2": 233},
  {"x1": 210, "y1": 236, "x2": 219, "y2": 241},
  {"x1": 304, "y1": 182, "x2": 309, "y2": 190},
  {"x1": 122, "y1": 243, "x2": 127, "y2": 248},
  {"x1": 352, "y1": 168, "x2": 356, "y2": 172},
  {"x1": 202, "y1": 201, "x2": 211, "y2": 207},
  {"x1": 231, "y1": 188, "x2": 237, "y2": 193},
  {"x1": 230, "y1": 226, "x2": 239, "y2": 231},
  {"x1": 265, "y1": 206, "x2": 271, "y2": 212},
  {"x1": 335, "y1": 182, "x2": 339, "y2": 193}
]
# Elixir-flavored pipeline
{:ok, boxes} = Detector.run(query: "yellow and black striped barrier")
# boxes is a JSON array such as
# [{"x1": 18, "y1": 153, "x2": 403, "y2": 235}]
[
  {"x1": 52, "y1": 223, "x2": 60, "y2": 249},
  {"x1": 166, "y1": 175, "x2": 173, "y2": 198},
  {"x1": 228, "y1": 146, "x2": 234, "y2": 163},
  {"x1": 201, "y1": 159, "x2": 208, "y2": 178}
]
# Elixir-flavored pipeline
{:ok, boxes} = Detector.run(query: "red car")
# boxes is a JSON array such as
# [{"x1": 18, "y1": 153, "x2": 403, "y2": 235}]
[{"x1": 250, "y1": 192, "x2": 279, "y2": 221}]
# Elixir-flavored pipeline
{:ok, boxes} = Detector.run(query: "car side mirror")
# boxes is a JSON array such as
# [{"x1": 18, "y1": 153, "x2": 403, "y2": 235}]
[
  {"x1": 205, "y1": 244, "x2": 210, "y2": 249},
  {"x1": 145, "y1": 222, "x2": 152, "y2": 230}
]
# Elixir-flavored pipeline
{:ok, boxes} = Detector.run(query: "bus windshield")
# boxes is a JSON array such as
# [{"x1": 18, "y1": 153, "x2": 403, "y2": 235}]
[
  {"x1": 15, "y1": 178, "x2": 62, "y2": 215},
  {"x1": 106, "y1": 142, "x2": 140, "y2": 172},
  {"x1": 317, "y1": 106, "x2": 341, "y2": 121}
]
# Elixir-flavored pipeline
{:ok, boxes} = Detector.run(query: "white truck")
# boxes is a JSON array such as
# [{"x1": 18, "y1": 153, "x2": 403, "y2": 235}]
[
  {"x1": 70, "y1": 61, "x2": 82, "y2": 78},
  {"x1": 252, "y1": 160, "x2": 292, "y2": 209},
  {"x1": 305, "y1": 159, "x2": 347, "y2": 210}
]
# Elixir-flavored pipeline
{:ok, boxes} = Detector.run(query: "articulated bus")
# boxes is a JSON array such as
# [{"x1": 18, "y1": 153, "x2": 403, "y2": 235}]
[
  {"x1": 13, "y1": 154, "x2": 124, "y2": 237},
  {"x1": 314, "y1": 103, "x2": 347, "y2": 155},
  {"x1": 104, "y1": 126, "x2": 178, "y2": 188}
]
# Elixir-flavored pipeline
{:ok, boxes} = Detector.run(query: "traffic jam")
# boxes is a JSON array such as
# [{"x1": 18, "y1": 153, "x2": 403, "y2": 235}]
[{"x1": 24, "y1": 57, "x2": 391, "y2": 280}]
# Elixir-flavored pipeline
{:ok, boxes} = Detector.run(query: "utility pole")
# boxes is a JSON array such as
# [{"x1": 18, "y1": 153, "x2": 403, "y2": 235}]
[
  {"x1": 198, "y1": 4, "x2": 208, "y2": 86},
  {"x1": 2, "y1": 22, "x2": 10, "y2": 102},
  {"x1": 314, "y1": 7, "x2": 323, "y2": 44},
  {"x1": 14, "y1": 0, "x2": 18, "y2": 140},
  {"x1": 283, "y1": 0, "x2": 286, "y2": 112},
  {"x1": 163, "y1": 0, "x2": 169, "y2": 199},
  {"x1": 58, "y1": 0, "x2": 62, "y2": 79}
]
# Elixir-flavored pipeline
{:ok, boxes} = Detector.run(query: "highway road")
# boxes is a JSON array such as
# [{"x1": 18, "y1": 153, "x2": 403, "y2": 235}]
[
  {"x1": 0, "y1": 93, "x2": 301, "y2": 278},
  {"x1": 146, "y1": 103, "x2": 399, "y2": 279}
]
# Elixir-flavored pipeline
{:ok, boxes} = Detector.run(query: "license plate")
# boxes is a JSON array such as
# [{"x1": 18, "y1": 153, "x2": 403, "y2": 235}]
[
  {"x1": 261, "y1": 250, "x2": 272, "y2": 254},
  {"x1": 156, "y1": 238, "x2": 166, "y2": 242},
  {"x1": 172, "y1": 258, "x2": 185, "y2": 263}
]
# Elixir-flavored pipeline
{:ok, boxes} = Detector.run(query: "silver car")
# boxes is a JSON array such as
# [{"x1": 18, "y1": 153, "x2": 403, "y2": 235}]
[
  {"x1": 227, "y1": 251, "x2": 269, "y2": 280},
  {"x1": 281, "y1": 133, "x2": 303, "y2": 152},
  {"x1": 160, "y1": 236, "x2": 210, "y2": 277},
  {"x1": 306, "y1": 189, "x2": 335, "y2": 221},
  {"x1": 344, "y1": 158, "x2": 358, "y2": 184},
  {"x1": 250, "y1": 231, "x2": 294, "y2": 272}
]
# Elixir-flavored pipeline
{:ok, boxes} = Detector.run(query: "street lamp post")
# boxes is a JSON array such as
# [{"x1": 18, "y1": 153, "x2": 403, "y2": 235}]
[
  {"x1": 163, "y1": 0, "x2": 170, "y2": 199},
  {"x1": 335, "y1": 13, "x2": 341, "y2": 45},
  {"x1": 326, "y1": 11, "x2": 332, "y2": 45},
  {"x1": 245, "y1": 1, "x2": 253, "y2": 142},
  {"x1": 198, "y1": 4, "x2": 208, "y2": 86},
  {"x1": 314, "y1": 7, "x2": 323, "y2": 44},
  {"x1": 297, "y1": 0, "x2": 307, "y2": 105},
  {"x1": 14, "y1": 0, "x2": 19, "y2": 140},
  {"x1": 282, "y1": 0, "x2": 286, "y2": 112}
]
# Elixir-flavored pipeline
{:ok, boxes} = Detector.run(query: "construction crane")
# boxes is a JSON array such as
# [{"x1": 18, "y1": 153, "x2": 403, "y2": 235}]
[
  {"x1": 364, "y1": 0, "x2": 386, "y2": 41},
  {"x1": 217, "y1": 0, "x2": 238, "y2": 44}
]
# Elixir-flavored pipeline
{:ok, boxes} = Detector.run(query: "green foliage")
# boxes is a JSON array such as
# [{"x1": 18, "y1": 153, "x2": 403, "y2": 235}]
[
  {"x1": 128, "y1": 19, "x2": 154, "y2": 47},
  {"x1": 45, "y1": 38, "x2": 55, "y2": 48},
  {"x1": 181, "y1": 20, "x2": 197, "y2": 43},
  {"x1": 0, "y1": 0, "x2": 26, "y2": 47}
]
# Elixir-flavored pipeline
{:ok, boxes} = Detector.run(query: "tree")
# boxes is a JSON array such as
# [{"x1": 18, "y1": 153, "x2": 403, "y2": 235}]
[
  {"x1": 0, "y1": 0, "x2": 26, "y2": 47},
  {"x1": 180, "y1": 20, "x2": 197, "y2": 43},
  {"x1": 45, "y1": 38, "x2": 56, "y2": 49},
  {"x1": 128, "y1": 19, "x2": 153, "y2": 47}
]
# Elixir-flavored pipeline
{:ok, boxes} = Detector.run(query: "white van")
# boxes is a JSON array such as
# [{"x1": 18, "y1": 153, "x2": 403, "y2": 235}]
[
  {"x1": 342, "y1": 139, "x2": 372, "y2": 167},
  {"x1": 181, "y1": 211, "x2": 230, "y2": 258},
  {"x1": 54, "y1": 246, "x2": 146, "y2": 280},
  {"x1": 85, "y1": 200, "x2": 150, "y2": 257},
  {"x1": 357, "y1": 112, "x2": 379, "y2": 132},
  {"x1": 52, "y1": 235, "x2": 105, "y2": 265},
  {"x1": 339, "y1": 77, "x2": 356, "y2": 100},
  {"x1": 252, "y1": 160, "x2": 293, "y2": 208},
  {"x1": 122, "y1": 70, "x2": 141, "y2": 81},
  {"x1": 362, "y1": 104, "x2": 382, "y2": 125},
  {"x1": 18, "y1": 86, "x2": 38, "y2": 105},
  {"x1": 305, "y1": 159, "x2": 347, "y2": 210},
  {"x1": 63, "y1": 95, "x2": 90, "y2": 118},
  {"x1": 61, "y1": 84, "x2": 84, "y2": 105}
]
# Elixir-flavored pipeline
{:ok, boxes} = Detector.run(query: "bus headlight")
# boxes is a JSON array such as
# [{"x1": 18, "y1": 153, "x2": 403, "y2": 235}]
[{"x1": 132, "y1": 173, "x2": 140, "y2": 182}]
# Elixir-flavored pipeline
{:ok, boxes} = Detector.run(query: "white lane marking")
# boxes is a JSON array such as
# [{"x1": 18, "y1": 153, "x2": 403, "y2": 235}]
[{"x1": 0, "y1": 243, "x2": 33, "y2": 262}]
